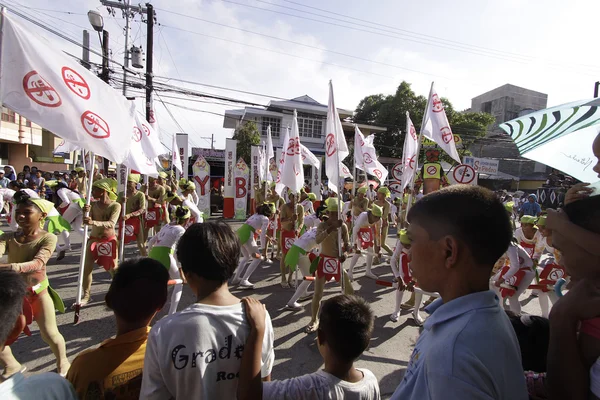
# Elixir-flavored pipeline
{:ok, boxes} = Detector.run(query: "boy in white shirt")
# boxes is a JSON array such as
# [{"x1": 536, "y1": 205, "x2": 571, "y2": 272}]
[
  {"x1": 238, "y1": 294, "x2": 380, "y2": 400},
  {"x1": 140, "y1": 221, "x2": 275, "y2": 399}
]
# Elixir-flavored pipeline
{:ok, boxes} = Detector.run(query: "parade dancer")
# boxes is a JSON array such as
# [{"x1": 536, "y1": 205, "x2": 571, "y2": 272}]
[
  {"x1": 119, "y1": 174, "x2": 147, "y2": 256},
  {"x1": 148, "y1": 205, "x2": 189, "y2": 315},
  {"x1": 299, "y1": 190, "x2": 316, "y2": 216},
  {"x1": 0, "y1": 193, "x2": 70, "y2": 376},
  {"x1": 348, "y1": 205, "x2": 382, "y2": 281},
  {"x1": 79, "y1": 178, "x2": 121, "y2": 306},
  {"x1": 164, "y1": 191, "x2": 203, "y2": 225},
  {"x1": 52, "y1": 182, "x2": 85, "y2": 260},
  {"x1": 492, "y1": 240, "x2": 535, "y2": 314},
  {"x1": 179, "y1": 179, "x2": 199, "y2": 206},
  {"x1": 143, "y1": 175, "x2": 167, "y2": 240},
  {"x1": 373, "y1": 186, "x2": 394, "y2": 262},
  {"x1": 284, "y1": 226, "x2": 320, "y2": 310},
  {"x1": 305, "y1": 198, "x2": 353, "y2": 333},
  {"x1": 231, "y1": 203, "x2": 274, "y2": 289},
  {"x1": 279, "y1": 190, "x2": 304, "y2": 287},
  {"x1": 0, "y1": 187, "x2": 15, "y2": 221},
  {"x1": 265, "y1": 184, "x2": 283, "y2": 260},
  {"x1": 351, "y1": 187, "x2": 369, "y2": 221},
  {"x1": 515, "y1": 215, "x2": 543, "y2": 260},
  {"x1": 389, "y1": 229, "x2": 413, "y2": 322}
]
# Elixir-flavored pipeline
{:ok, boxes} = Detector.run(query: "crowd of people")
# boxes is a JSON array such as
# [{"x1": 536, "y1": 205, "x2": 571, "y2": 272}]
[{"x1": 0, "y1": 131, "x2": 598, "y2": 399}]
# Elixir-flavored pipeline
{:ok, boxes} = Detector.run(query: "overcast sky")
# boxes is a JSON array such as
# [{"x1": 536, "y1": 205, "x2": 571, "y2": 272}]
[{"x1": 11, "y1": 0, "x2": 600, "y2": 150}]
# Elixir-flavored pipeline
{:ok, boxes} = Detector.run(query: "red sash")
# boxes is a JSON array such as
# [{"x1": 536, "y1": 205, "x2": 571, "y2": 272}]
[
  {"x1": 520, "y1": 240, "x2": 536, "y2": 259},
  {"x1": 145, "y1": 206, "x2": 162, "y2": 229},
  {"x1": 90, "y1": 237, "x2": 118, "y2": 271},
  {"x1": 538, "y1": 263, "x2": 567, "y2": 291},
  {"x1": 316, "y1": 255, "x2": 341, "y2": 282},
  {"x1": 358, "y1": 227, "x2": 374, "y2": 249},
  {"x1": 498, "y1": 265, "x2": 528, "y2": 298},
  {"x1": 58, "y1": 204, "x2": 69, "y2": 215},
  {"x1": 119, "y1": 217, "x2": 140, "y2": 244},
  {"x1": 400, "y1": 252, "x2": 412, "y2": 285},
  {"x1": 281, "y1": 229, "x2": 296, "y2": 258}
]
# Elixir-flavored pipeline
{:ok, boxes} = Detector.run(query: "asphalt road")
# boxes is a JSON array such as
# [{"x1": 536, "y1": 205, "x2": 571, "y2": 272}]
[{"x1": 4, "y1": 219, "x2": 543, "y2": 399}]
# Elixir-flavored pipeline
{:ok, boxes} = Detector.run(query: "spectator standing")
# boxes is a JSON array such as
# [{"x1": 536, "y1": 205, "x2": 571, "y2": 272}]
[
  {"x1": 0, "y1": 171, "x2": 9, "y2": 188},
  {"x1": 520, "y1": 194, "x2": 542, "y2": 217},
  {"x1": 3, "y1": 166, "x2": 15, "y2": 181}
]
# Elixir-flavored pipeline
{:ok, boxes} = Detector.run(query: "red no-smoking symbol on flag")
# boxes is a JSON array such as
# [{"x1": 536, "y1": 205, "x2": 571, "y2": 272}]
[
  {"x1": 81, "y1": 111, "x2": 110, "y2": 139},
  {"x1": 363, "y1": 153, "x2": 373, "y2": 164},
  {"x1": 61, "y1": 67, "x2": 90, "y2": 100},
  {"x1": 440, "y1": 127, "x2": 453, "y2": 144},
  {"x1": 452, "y1": 164, "x2": 476, "y2": 184},
  {"x1": 141, "y1": 124, "x2": 151, "y2": 137},
  {"x1": 389, "y1": 182, "x2": 402, "y2": 194},
  {"x1": 373, "y1": 169, "x2": 383, "y2": 180},
  {"x1": 392, "y1": 163, "x2": 403, "y2": 181},
  {"x1": 132, "y1": 127, "x2": 142, "y2": 142},
  {"x1": 407, "y1": 155, "x2": 416, "y2": 170},
  {"x1": 326, "y1": 133, "x2": 336, "y2": 157},
  {"x1": 432, "y1": 93, "x2": 444, "y2": 113},
  {"x1": 23, "y1": 71, "x2": 62, "y2": 107}
]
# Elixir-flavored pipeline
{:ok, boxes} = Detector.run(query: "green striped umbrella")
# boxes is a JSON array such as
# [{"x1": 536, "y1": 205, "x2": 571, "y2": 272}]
[{"x1": 500, "y1": 98, "x2": 600, "y2": 182}]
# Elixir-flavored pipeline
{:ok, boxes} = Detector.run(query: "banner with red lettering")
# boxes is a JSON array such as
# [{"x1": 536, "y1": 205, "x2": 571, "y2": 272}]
[
  {"x1": 223, "y1": 138, "x2": 237, "y2": 218},
  {"x1": 234, "y1": 158, "x2": 249, "y2": 219},
  {"x1": 192, "y1": 155, "x2": 211, "y2": 216}
]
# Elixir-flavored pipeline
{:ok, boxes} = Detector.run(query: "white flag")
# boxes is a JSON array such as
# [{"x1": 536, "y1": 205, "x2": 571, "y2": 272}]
[
  {"x1": 354, "y1": 125, "x2": 388, "y2": 184},
  {"x1": 172, "y1": 134, "x2": 182, "y2": 174},
  {"x1": 135, "y1": 112, "x2": 163, "y2": 159},
  {"x1": 300, "y1": 144, "x2": 320, "y2": 169},
  {"x1": 0, "y1": 14, "x2": 136, "y2": 163},
  {"x1": 266, "y1": 125, "x2": 275, "y2": 161},
  {"x1": 274, "y1": 126, "x2": 290, "y2": 195},
  {"x1": 401, "y1": 112, "x2": 419, "y2": 191},
  {"x1": 276, "y1": 111, "x2": 303, "y2": 194},
  {"x1": 340, "y1": 163, "x2": 353, "y2": 179},
  {"x1": 53, "y1": 138, "x2": 79, "y2": 155},
  {"x1": 422, "y1": 83, "x2": 461, "y2": 163},
  {"x1": 122, "y1": 119, "x2": 158, "y2": 176},
  {"x1": 325, "y1": 81, "x2": 349, "y2": 194}
]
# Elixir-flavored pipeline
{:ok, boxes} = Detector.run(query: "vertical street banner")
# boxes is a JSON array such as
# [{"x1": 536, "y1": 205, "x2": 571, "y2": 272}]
[
  {"x1": 176, "y1": 134, "x2": 189, "y2": 178},
  {"x1": 192, "y1": 156, "x2": 211, "y2": 217},
  {"x1": 311, "y1": 156, "x2": 322, "y2": 206},
  {"x1": 250, "y1": 145, "x2": 261, "y2": 213},
  {"x1": 223, "y1": 138, "x2": 237, "y2": 218},
  {"x1": 234, "y1": 158, "x2": 249, "y2": 220}
]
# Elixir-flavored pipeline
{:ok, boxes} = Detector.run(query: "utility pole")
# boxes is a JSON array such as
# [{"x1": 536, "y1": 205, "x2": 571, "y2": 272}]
[
  {"x1": 145, "y1": 2, "x2": 154, "y2": 123},
  {"x1": 595, "y1": 81, "x2": 600, "y2": 98},
  {"x1": 100, "y1": 30, "x2": 110, "y2": 84},
  {"x1": 82, "y1": 30, "x2": 91, "y2": 70}
]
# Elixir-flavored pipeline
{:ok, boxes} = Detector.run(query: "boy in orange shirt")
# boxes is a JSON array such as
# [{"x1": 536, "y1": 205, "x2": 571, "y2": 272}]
[{"x1": 66, "y1": 258, "x2": 168, "y2": 399}]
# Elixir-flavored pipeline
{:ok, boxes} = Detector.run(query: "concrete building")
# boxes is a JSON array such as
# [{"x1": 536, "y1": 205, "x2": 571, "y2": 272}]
[
  {"x1": 0, "y1": 107, "x2": 72, "y2": 172},
  {"x1": 223, "y1": 95, "x2": 386, "y2": 157},
  {"x1": 469, "y1": 84, "x2": 550, "y2": 188}
]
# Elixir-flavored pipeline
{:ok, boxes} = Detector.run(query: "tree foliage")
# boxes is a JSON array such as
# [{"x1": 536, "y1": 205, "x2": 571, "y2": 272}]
[
  {"x1": 232, "y1": 121, "x2": 261, "y2": 166},
  {"x1": 353, "y1": 81, "x2": 495, "y2": 165}
]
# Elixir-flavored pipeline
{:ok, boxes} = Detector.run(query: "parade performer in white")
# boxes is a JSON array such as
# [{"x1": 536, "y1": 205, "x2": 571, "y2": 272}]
[
  {"x1": 492, "y1": 240, "x2": 536, "y2": 314},
  {"x1": 348, "y1": 205, "x2": 382, "y2": 280},
  {"x1": 283, "y1": 226, "x2": 319, "y2": 310}
]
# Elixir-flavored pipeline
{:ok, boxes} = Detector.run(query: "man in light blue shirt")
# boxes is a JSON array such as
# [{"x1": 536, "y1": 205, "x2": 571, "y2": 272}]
[{"x1": 392, "y1": 186, "x2": 528, "y2": 400}]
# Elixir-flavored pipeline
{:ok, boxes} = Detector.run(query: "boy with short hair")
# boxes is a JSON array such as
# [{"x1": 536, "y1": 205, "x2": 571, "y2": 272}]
[
  {"x1": 391, "y1": 185, "x2": 528, "y2": 400},
  {"x1": 238, "y1": 294, "x2": 380, "y2": 400},
  {"x1": 140, "y1": 221, "x2": 275, "y2": 399},
  {"x1": 0, "y1": 270, "x2": 77, "y2": 399},
  {"x1": 66, "y1": 258, "x2": 168, "y2": 399}
]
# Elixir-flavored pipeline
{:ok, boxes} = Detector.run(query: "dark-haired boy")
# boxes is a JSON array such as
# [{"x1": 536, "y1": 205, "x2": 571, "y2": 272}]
[
  {"x1": 0, "y1": 270, "x2": 77, "y2": 399},
  {"x1": 141, "y1": 221, "x2": 274, "y2": 399},
  {"x1": 391, "y1": 185, "x2": 528, "y2": 400},
  {"x1": 238, "y1": 295, "x2": 380, "y2": 400},
  {"x1": 66, "y1": 258, "x2": 168, "y2": 399}
]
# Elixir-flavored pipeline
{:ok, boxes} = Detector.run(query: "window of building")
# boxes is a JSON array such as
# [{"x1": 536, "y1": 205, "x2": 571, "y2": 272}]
[
  {"x1": 481, "y1": 101, "x2": 492, "y2": 114},
  {"x1": 25, "y1": 119, "x2": 32, "y2": 128},
  {"x1": 297, "y1": 112, "x2": 323, "y2": 139},
  {"x1": 1, "y1": 107, "x2": 15, "y2": 123},
  {"x1": 260, "y1": 116, "x2": 281, "y2": 137}
]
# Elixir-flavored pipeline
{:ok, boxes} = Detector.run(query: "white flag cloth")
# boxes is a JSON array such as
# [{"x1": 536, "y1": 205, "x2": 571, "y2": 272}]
[
  {"x1": 266, "y1": 125, "x2": 275, "y2": 161},
  {"x1": 325, "y1": 81, "x2": 349, "y2": 194},
  {"x1": 53, "y1": 138, "x2": 79, "y2": 155},
  {"x1": 401, "y1": 112, "x2": 419, "y2": 190},
  {"x1": 135, "y1": 112, "x2": 163, "y2": 159},
  {"x1": 422, "y1": 83, "x2": 461, "y2": 163},
  {"x1": 276, "y1": 111, "x2": 303, "y2": 194},
  {"x1": 301, "y1": 144, "x2": 320, "y2": 169},
  {"x1": 341, "y1": 163, "x2": 353, "y2": 179},
  {"x1": 354, "y1": 125, "x2": 388, "y2": 183},
  {"x1": 123, "y1": 121, "x2": 158, "y2": 176},
  {"x1": 0, "y1": 14, "x2": 136, "y2": 163},
  {"x1": 171, "y1": 134, "x2": 182, "y2": 174},
  {"x1": 274, "y1": 126, "x2": 290, "y2": 195}
]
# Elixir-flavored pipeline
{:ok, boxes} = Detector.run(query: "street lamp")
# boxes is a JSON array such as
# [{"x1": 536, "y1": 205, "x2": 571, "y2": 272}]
[{"x1": 87, "y1": 10, "x2": 104, "y2": 32}]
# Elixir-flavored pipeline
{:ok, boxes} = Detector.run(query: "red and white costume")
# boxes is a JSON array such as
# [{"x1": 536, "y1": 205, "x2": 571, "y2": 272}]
[{"x1": 491, "y1": 242, "x2": 535, "y2": 314}]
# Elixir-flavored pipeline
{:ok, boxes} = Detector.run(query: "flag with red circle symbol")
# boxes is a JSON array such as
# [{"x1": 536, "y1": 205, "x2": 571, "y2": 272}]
[
  {"x1": 120, "y1": 112, "x2": 158, "y2": 176},
  {"x1": 134, "y1": 111, "x2": 163, "y2": 159},
  {"x1": 0, "y1": 14, "x2": 136, "y2": 163},
  {"x1": 275, "y1": 110, "x2": 303, "y2": 195},
  {"x1": 325, "y1": 81, "x2": 350, "y2": 194},
  {"x1": 422, "y1": 83, "x2": 461, "y2": 163},
  {"x1": 354, "y1": 125, "x2": 388, "y2": 183},
  {"x1": 400, "y1": 112, "x2": 419, "y2": 191}
]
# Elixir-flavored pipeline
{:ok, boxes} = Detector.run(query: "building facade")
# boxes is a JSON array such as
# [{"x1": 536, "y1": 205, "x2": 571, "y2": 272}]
[
  {"x1": 0, "y1": 107, "x2": 72, "y2": 172},
  {"x1": 469, "y1": 84, "x2": 550, "y2": 185}
]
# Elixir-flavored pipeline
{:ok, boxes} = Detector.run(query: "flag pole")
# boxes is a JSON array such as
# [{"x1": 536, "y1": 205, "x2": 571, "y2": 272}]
[
  {"x1": 352, "y1": 124, "x2": 357, "y2": 198},
  {"x1": 118, "y1": 166, "x2": 129, "y2": 263},
  {"x1": 405, "y1": 83, "x2": 433, "y2": 221},
  {"x1": 74, "y1": 150, "x2": 96, "y2": 324},
  {"x1": 263, "y1": 139, "x2": 269, "y2": 201}
]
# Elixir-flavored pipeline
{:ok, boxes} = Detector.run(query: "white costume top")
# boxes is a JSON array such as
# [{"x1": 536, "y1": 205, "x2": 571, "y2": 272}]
[
  {"x1": 245, "y1": 213, "x2": 270, "y2": 246},
  {"x1": 352, "y1": 211, "x2": 372, "y2": 243},
  {"x1": 514, "y1": 227, "x2": 542, "y2": 257},
  {"x1": 21, "y1": 188, "x2": 39, "y2": 199},
  {"x1": 182, "y1": 199, "x2": 203, "y2": 223},
  {"x1": 300, "y1": 199, "x2": 315, "y2": 215},
  {"x1": 503, "y1": 242, "x2": 533, "y2": 282},
  {"x1": 342, "y1": 201, "x2": 351, "y2": 217},
  {"x1": 56, "y1": 187, "x2": 81, "y2": 207},
  {"x1": 0, "y1": 188, "x2": 15, "y2": 212},
  {"x1": 148, "y1": 223, "x2": 186, "y2": 250},
  {"x1": 292, "y1": 227, "x2": 318, "y2": 252},
  {"x1": 304, "y1": 214, "x2": 320, "y2": 229}
]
